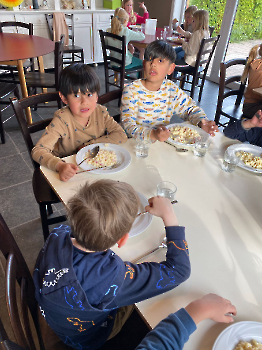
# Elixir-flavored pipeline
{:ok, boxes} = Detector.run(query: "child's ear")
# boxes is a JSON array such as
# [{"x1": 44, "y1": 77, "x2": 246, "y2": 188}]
[
  {"x1": 117, "y1": 233, "x2": 129, "y2": 248},
  {"x1": 59, "y1": 92, "x2": 68, "y2": 105},
  {"x1": 167, "y1": 63, "x2": 175, "y2": 75}
]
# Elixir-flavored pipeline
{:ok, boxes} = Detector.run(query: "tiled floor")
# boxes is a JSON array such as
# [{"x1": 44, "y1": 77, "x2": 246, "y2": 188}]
[{"x1": 0, "y1": 64, "x2": 222, "y2": 341}]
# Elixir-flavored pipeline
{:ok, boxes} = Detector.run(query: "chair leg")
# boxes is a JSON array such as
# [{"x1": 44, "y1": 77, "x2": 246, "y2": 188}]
[
  {"x1": 47, "y1": 203, "x2": 53, "y2": 215},
  {"x1": 0, "y1": 110, "x2": 5, "y2": 144},
  {"x1": 180, "y1": 74, "x2": 186, "y2": 89},
  {"x1": 39, "y1": 203, "x2": 50, "y2": 241}
]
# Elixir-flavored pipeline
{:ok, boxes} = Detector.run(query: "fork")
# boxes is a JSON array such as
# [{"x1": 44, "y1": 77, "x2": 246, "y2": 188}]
[
  {"x1": 132, "y1": 237, "x2": 167, "y2": 263},
  {"x1": 76, "y1": 162, "x2": 121, "y2": 174}
]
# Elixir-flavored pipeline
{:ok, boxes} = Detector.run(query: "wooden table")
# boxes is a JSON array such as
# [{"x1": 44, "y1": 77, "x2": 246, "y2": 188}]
[
  {"x1": 0, "y1": 33, "x2": 55, "y2": 124},
  {"x1": 40, "y1": 131, "x2": 262, "y2": 350},
  {"x1": 253, "y1": 87, "x2": 262, "y2": 98}
]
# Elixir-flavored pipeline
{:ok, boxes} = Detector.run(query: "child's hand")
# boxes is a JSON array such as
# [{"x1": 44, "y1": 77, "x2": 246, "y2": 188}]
[
  {"x1": 243, "y1": 110, "x2": 262, "y2": 129},
  {"x1": 185, "y1": 293, "x2": 237, "y2": 325},
  {"x1": 199, "y1": 120, "x2": 218, "y2": 136},
  {"x1": 56, "y1": 162, "x2": 79, "y2": 182},
  {"x1": 145, "y1": 196, "x2": 178, "y2": 227},
  {"x1": 128, "y1": 43, "x2": 135, "y2": 55},
  {"x1": 176, "y1": 26, "x2": 185, "y2": 36},
  {"x1": 151, "y1": 126, "x2": 170, "y2": 142},
  {"x1": 138, "y1": 2, "x2": 147, "y2": 11}
]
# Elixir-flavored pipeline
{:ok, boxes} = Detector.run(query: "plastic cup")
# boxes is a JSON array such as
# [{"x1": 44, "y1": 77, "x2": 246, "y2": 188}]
[
  {"x1": 222, "y1": 149, "x2": 239, "y2": 173},
  {"x1": 135, "y1": 138, "x2": 150, "y2": 158},
  {"x1": 157, "y1": 181, "x2": 177, "y2": 201}
]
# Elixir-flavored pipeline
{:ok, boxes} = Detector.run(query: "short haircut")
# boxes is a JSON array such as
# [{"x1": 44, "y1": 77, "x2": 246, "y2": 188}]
[
  {"x1": 67, "y1": 179, "x2": 140, "y2": 251},
  {"x1": 59, "y1": 63, "x2": 100, "y2": 97},
  {"x1": 144, "y1": 40, "x2": 176, "y2": 63}
]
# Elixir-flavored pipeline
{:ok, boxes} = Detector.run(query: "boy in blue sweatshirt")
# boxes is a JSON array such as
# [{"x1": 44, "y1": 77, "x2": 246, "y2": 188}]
[
  {"x1": 33, "y1": 179, "x2": 190, "y2": 350},
  {"x1": 223, "y1": 110, "x2": 262, "y2": 146}
]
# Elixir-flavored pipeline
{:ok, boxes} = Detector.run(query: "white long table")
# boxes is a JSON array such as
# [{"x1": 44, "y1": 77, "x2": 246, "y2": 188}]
[{"x1": 41, "y1": 132, "x2": 262, "y2": 350}]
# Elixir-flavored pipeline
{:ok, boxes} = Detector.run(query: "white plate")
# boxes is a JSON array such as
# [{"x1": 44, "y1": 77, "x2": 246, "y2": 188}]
[
  {"x1": 166, "y1": 123, "x2": 209, "y2": 150},
  {"x1": 129, "y1": 192, "x2": 153, "y2": 238},
  {"x1": 76, "y1": 143, "x2": 131, "y2": 174},
  {"x1": 129, "y1": 24, "x2": 141, "y2": 29},
  {"x1": 212, "y1": 321, "x2": 262, "y2": 350},
  {"x1": 228, "y1": 144, "x2": 262, "y2": 174}
]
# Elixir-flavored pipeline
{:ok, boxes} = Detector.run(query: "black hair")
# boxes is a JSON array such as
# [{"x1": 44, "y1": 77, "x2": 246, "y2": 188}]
[
  {"x1": 144, "y1": 40, "x2": 176, "y2": 63},
  {"x1": 59, "y1": 63, "x2": 100, "y2": 97}
]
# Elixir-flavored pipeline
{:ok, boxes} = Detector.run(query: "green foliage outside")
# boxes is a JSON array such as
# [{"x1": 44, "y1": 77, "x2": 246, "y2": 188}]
[{"x1": 189, "y1": 0, "x2": 262, "y2": 43}]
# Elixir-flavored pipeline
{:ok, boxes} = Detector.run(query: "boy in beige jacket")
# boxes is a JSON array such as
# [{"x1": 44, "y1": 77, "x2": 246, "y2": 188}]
[{"x1": 32, "y1": 63, "x2": 127, "y2": 181}]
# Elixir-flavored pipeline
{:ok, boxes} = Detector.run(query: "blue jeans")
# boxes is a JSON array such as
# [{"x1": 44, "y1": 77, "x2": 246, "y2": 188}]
[{"x1": 174, "y1": 47, "x2": 185, "y2": 60}]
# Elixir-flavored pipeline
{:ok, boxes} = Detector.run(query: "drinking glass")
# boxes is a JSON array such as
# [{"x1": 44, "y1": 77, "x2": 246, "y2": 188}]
[
  {"x1": 157, "y1": 181, "x2": 177, "y2": 201},
  {"x1": 193, "y1": 137, "x2": 210, "y2": 157},
  {"x1": 222, "y1": 149, "x2": 239, "y2": 173},
  {"x1": 135, "y1": 137, "x2": 150, "y2": 158}
]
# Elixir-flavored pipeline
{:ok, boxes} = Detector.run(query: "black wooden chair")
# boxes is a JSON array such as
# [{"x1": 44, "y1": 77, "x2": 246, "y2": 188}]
[
  {"x1": 99, "y1": 30, "x2": 143, "y2": 92},
  {"x1": 0, "y1": 82, "x2": 20, "y2": 144},
  {"x1": 45, "y1": 13, "x2": 84, "y2": 67},
  {"x1": 24, "y1": 35, "x2": 64, "y2": 107},
  {"x1": 172, "y1": 35, "x2": 220, "y2": 102},
  {"x1": 214, "y1": 58, "x2": 248, "y2": 127},
  {"x1": 11, "y1": 92, "x2": 67, "y2": 241},
  {"x1": 0, "y1": 22, "x2": 35, "y2": 80},
  {"x1": 0, "y1": 212, "x2": 45, "y2": 350}
]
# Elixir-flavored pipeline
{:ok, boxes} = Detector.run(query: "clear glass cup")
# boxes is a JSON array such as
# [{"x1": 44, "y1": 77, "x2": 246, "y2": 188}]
[
  {"x1": 193, "y1": 137, "x2": 210, "y2": 157},
  {"x1": 141, "y1": 23, "x2": 145, "y2": 33},
  {"x1": 164, "y1": 26, "x2": 169, "y2": 37},
  {"x1": 135, "y1": 138, "x2": 150, "y2": 158},
  {"x1": 222, "y1": 149, "x2": 239, "y2": 173},
  {"x1": 157, "y1": 181, "x2": 177, "y2": 201}
]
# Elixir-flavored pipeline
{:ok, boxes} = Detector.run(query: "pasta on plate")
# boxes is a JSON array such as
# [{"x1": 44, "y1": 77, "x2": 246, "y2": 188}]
[{"x1": 234, "y1": 339, "x2": 262, "y2": 350}]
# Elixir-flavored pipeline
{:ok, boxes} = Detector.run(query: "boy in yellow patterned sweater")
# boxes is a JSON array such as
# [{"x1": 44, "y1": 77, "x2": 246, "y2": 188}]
[{"x1": 120, "y1": 40, "x2": 218, "y2": 142}]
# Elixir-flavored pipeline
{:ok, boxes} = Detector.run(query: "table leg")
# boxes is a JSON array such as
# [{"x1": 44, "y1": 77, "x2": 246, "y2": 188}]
[
  {"x1": 37, "y1": 56, "x2": 47, "y2": 94},
  {"x1": 17, "y1": 59, "x2": 32, "y2": 124}
]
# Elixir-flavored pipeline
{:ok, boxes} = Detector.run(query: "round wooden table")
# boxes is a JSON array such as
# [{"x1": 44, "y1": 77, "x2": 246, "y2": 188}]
[{"x1": 0, "y1": 33, "x2": 55, "y2": 123}]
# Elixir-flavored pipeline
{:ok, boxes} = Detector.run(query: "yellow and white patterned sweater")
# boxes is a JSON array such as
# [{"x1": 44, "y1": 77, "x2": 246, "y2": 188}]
[{"x1": 120, "y1": 79, "x2": 207, "y2": 140}]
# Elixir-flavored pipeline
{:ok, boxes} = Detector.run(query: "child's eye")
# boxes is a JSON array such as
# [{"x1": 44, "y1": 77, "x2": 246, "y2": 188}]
[
  {"x1": 74, "y1": 93, "x2": 81, "y2": 98},
  {"x1": 83, "y1": 92, "x2": 93, "y2": 97}
]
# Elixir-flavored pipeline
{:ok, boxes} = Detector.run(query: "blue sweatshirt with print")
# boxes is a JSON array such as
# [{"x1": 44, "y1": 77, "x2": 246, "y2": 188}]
[{"x1": 33, "y1": 224, "x2": 190, "y2": 350}]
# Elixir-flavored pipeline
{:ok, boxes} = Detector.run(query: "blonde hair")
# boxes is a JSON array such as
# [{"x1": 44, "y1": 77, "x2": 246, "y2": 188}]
[
  {"x1": 193, "y1": 9, "x2": 209, "y2": 33},
  {"x1": 111, "y1": 7, "x2": 129, "y2": 35},
  {"x1": 241, "y1": 44, "x2": 262, "y2": 83},
  {"x1": 67, "y1": 179, "x2": 139, "y2": 251},
  {"x1": 184, "y1": 5, "x2": 197, "y2": 31},
  {"x1": 122, "y1": 0, "x2": 136, "y2": 25}
]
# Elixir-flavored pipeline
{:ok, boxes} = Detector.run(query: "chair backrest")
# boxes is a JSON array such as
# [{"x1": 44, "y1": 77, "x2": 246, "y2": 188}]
[
  {"x1": 55, "y1": 35, "x2": 65, "y2": 89},
  {"x1": 214, "y1": 58, "x2": 247, "y2": 126},
  {"x1": 99, "y1": 30, "x2": 126, "y2": 90},
  {"x1": 0, "y1": 22, "x2": 33, "y2": 35},
  {"x1": 0, "y1": 314, "x2": 27, "y2": 350},
  {"x1": 0, "y1": 213, "x2": 45, "y2": 350},
  {"x1": 11, "y1": 91, "x2": 60, "y2": 169},
  {"x1": 45, "y1": 13, "x2": 74, "y2": 45},
  {"x1": 194, "y1": 35, "x2": 220, "y2": 76},
  {"x1": 219, "y1": 58, "x2": 247, "y2": 104},
  {"x1": 97, "y1": 89, "x2": 122, "y2": 123}
]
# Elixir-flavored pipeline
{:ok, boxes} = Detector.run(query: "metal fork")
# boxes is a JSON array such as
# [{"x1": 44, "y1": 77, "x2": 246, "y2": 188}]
[
  {"x1": 76, "y1": 162, "x2": 121, "y2": 174},
  {"x1": 132, "y1": 237, "x2": 167, "y2": 263}
]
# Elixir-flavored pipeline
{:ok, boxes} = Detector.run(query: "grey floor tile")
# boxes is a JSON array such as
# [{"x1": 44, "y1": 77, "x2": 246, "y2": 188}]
[
  {"x1": 0, "y1": 133, "x2": 20, "y2": 158},
  {"x1": 0, "y1": 154, "x2": 32, "y2": 189},
  {"x1": 0, "y1": 181, "x2": 39, "y2": 228}
]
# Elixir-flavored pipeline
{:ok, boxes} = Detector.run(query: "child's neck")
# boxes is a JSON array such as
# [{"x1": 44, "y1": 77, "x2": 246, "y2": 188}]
[
  {"x1": 142, "y1": 79, "x2": 162, "y2": 91},
  {"x1": 71, "y1": 238, "x2": 95, "y2": 253}
]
